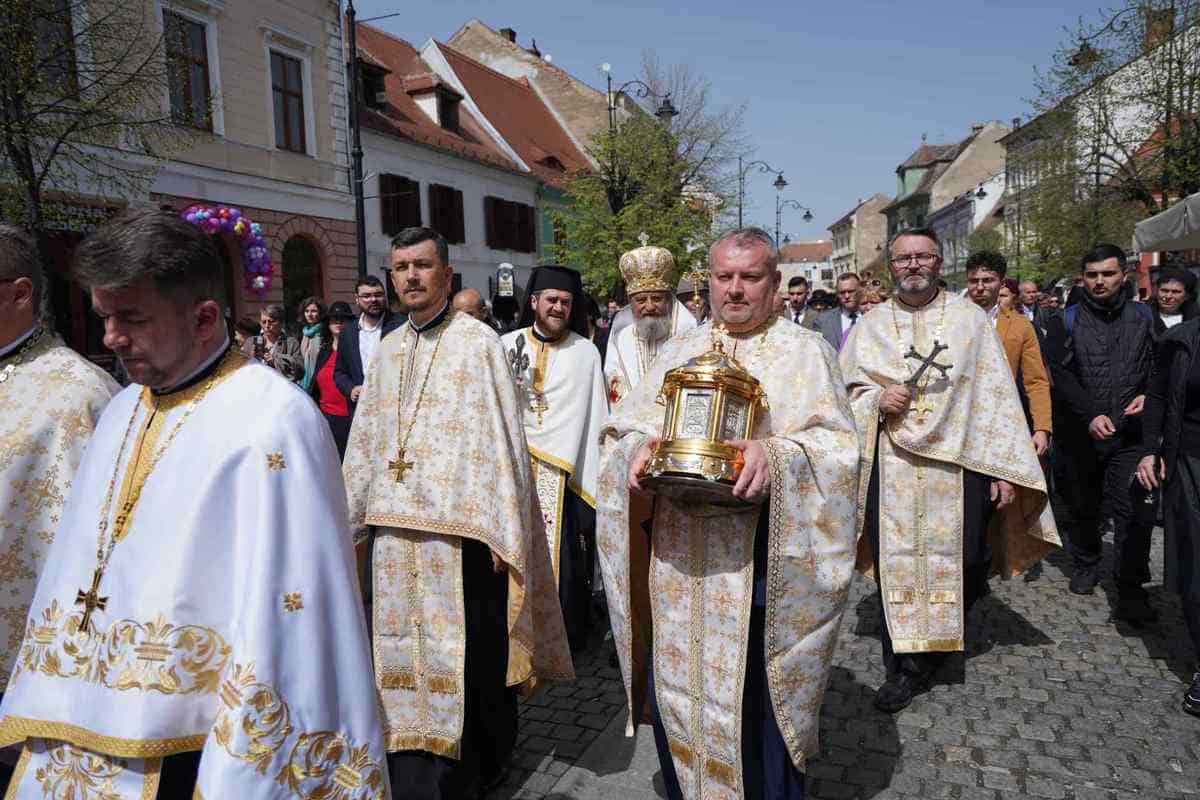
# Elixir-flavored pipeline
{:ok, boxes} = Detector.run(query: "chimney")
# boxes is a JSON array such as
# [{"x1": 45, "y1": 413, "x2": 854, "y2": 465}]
[
  {"x1": 499, "y1": 27, "x2": 517, "y2": 43},
  {"x1": 970, "y1": 122, "x2": 985, "y2": 134},
  {"x1": 1012, "y1": 116, "x2": 1021, "y2": 130},
  {"x1": 1143, "y1": 8, "x2": 1174, "y2": 52}
]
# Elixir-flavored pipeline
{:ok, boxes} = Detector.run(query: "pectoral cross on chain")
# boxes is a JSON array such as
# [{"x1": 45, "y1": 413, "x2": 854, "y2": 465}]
[
  {"x1": 904, "y1": 341, "x2": 952, "y2": 424},
  {"x1": 388, "y1": 448, "x2": 414, "y2": 483},
  {"x1": 75, "y1": 567, "x2": 109, "y2": 634}
]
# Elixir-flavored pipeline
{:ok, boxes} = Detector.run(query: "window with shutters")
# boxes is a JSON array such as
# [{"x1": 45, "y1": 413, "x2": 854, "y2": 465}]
[
  {"x1": 483, "y1": 197, "x2": 536, "y2": 253},
  {"x1": 270, "y1": 50, "x2": 306, "y2": 153},
  {"x1": 378, "y1": 174, "x2": 421, "y2": 236},
  {"x1": 427, "y1": 184, "x2": 465, "y2": 244},
  {"x1": 164, "y1": 10, "x2": 212, "y2": 130},
  {"x1": 37, "y1": 0, "x2": 78, "y2": 96}
]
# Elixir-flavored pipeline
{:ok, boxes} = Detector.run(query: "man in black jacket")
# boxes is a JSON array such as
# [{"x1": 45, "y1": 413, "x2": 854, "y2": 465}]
[
  {"x1": 334, "y1": 274, "x2": 404, "y2": 417},
  {"x1": 1044, "y1": 243, "x2": 1156, "y2": 620},
  {"x1": 1150, "y1": 267, "x2": 1198, "y2": 337}
]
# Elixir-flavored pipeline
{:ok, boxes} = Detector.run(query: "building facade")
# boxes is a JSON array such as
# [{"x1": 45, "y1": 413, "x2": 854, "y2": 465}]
[
  {"x1": 827, "y1": 193, "x2": 890, "y2": 274},
  {"x1": 778, "y1": 240, "x2": 834, "y2": 291}
]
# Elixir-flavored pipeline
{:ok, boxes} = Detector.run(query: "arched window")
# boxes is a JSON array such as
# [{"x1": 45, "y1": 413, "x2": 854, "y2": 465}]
[{"x1": 281, "y1": 235, "x2": 322, "y2": 328}]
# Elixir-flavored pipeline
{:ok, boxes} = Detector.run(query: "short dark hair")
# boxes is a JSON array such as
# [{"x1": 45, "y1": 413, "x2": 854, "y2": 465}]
[
  {"x1": 836, "y1": 272, "x2": 861, "y2": 285},
  {"x1": 0, "y1": 224, "x2": 42, "y2": 307},
  {"x1": 72, "y1": 208, "x2": 226, "y2": 307},
  {"x1": 887, "y1": 227, "x2": 942, "y2": 258},
  {"x1": 392, "y1": 226, "x2": 449, "y2": 266},
  {"x1": 787, "y1": 276, "x2": 808, "y2": 289},
  {"x1": 234, "y1": 315, "x2": 261, "y2": 337},
  {"x1": 965, "y1": 251, "x2": 1008, "y2": 276},
  {"x1": 1080, "y1": 243, "x2": 1127, "y2": 271},
  {"x1": 356, "y1": 275, "x2": 385, "y2": 293},
  {"x1": 297, "y1": 296, "x2": 326, "y2": 324}
]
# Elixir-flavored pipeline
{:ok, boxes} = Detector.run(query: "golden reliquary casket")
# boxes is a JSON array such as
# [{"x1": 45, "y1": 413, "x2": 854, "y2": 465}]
[{"x1": 641, "y1": 326, "x2": 768, "y2": 507}]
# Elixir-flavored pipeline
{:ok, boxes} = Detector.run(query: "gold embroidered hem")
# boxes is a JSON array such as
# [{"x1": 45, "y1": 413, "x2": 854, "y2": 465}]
[
  {"x1": 383, "y1": 733, "x2": 460, "y2": 759},
  {"x1": 0, "y1": 717, "x2": 205, "y2": 757},
  {"x1": 532, "y1": 458, "x2": 567, "y2": 582},
  {"x1": 3, "y1": 739, "x2": 162, "y2": 800}
]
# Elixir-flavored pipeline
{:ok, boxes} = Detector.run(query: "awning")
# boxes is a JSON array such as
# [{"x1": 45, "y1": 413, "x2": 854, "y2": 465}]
[{"x1": 1135, "y1": 192, "x2": 1200, "y2": 252}]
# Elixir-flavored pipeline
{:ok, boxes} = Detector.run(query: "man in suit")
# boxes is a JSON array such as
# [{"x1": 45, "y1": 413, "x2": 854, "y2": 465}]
[
  {"x1": 786, "y1": 275, "x2": 810, "y2": 323},
  {"x1": 966, "y1": 252, "x2": 1052, "y2": 456},
  {"x1": 334, "y1": 274, "x2": 404, "y2": 416},
  {"x1": 806, "y1": 272, "x2": 861, "y2": 351}
]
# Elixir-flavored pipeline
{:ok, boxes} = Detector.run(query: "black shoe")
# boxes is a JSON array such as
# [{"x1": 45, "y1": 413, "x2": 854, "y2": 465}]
[
  {"x1": 1185, "y1": 672, "x2": 1200, "y2": 717},
  {"x1": 1024, "y1": 561, "x2": 1043, "y2": 583},
  {"x1": 1069, "y1": 567, "x2": 1098, "y2": 595},
  {"x1": 873, "y1": 672, "x2": 927, "y2": 713},
  {"x1": 1113, "y1": 595, "x2": 1158, "y2": 625}
]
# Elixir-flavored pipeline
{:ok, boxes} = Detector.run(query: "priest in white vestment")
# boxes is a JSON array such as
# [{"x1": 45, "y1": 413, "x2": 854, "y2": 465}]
[
  {"x1": 0, "y1": 210, "x2": 387, "y2": 799},
  {"x1": 342, "y1": 227, "x2": 573, "y2": 799},
  {"x1": 598, "y1": 228, "x2": 859, "y2": 800},
  {"x1": 0, "y1": 227, "x2": 118, "y2": 792},
  {"x1": 839, "y1": 228, "x2": 1059, "y2": 714},
  {"x1": 501, "y1": 265, "x2": 608, "y2": 652},
  {"x1": 605, "y1": 240, "x2": 697, "y2": 405}
]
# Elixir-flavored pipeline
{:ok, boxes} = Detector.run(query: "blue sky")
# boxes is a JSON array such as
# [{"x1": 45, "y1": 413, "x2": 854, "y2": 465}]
[{"x1": 352, "y1": 0, "x2": 1106, "y2": 238}]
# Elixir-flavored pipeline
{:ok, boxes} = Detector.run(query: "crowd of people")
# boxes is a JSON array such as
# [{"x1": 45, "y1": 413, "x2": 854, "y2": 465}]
[{"x1": 0, "y1": 209, "x2": 1196, "y2": 800}]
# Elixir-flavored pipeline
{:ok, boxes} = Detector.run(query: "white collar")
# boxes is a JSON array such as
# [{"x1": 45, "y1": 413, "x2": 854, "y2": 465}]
[{"x1": 0, "y1": 324, "x2": 37, "y2": 359}]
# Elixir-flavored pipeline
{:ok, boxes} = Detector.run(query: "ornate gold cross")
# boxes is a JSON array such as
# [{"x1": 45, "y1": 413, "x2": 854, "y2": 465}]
[
  {"x1": 684, "y1": 264, "x2": 709, "y2": 304},
  {"x1": 530, "y1": 392, "x2": 549, "y2": 425},
  {"x1": 75, "y1": 567, "x2": 109, "y2": 634},
  {"x1": 388, "y1": 448, "x2": 414, "y2": 483},
  {"x1": 913, "y1": 395, "x2": 936, "y2": 424}
]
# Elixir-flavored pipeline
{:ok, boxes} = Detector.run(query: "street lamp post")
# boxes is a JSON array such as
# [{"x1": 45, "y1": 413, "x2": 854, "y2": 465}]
[
  {"x1": 737, "y1": 156, "x2": 786, "y2": 228},
  {"x1": 775, "y1": 196, "x2": 813, "y2": 249},
  {"x1": 345, "y1": 3, "x2": 404, "y2": 279},
  {"x1": 601, "y1": 64, "x2": 678, "y2": 135}
]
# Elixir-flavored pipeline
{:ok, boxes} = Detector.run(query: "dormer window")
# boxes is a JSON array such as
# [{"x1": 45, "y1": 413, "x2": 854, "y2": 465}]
[
  {"x1": 539, "y1": 155, "x2": 565, "y2": 171},
  {"x1": 361, "y1": 64, "x2": 387, "y2": 110},
  {"x1": 437, "y1": 90, "x2": 460, "y2": 132}
]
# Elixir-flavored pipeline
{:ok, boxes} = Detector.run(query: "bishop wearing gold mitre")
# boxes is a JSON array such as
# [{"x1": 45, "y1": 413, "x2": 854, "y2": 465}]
[
  {"x1": 605, "y1": 235, "x2": 697, "y2": 405},
  {"x1": 342, "y1": 227, "x2": 574, "y2": 799},
  {"x1": 0, "y1": 226, "x2": 118, "y2": 793},
  {"x1": 839, "y1": 227, "x2": 1060, "y2": 714},
  {"x1": 501, "y1": 265, "x2": 608, "y2": 653},
  {"x1": 0, "y1": 210, "x2": 388, "y2": 799},
  {"x1": 598, "y1": 228, "x2": 859, "y2": 800}
]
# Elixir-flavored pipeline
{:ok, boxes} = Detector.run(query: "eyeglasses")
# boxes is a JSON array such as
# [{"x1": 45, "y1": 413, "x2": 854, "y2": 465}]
[
  {"x1": 356, "y1": 292, "x2": 385, "y2": 300},
  {"x1": 890, "y1": 253, "x2": 939, "y2": 268}
]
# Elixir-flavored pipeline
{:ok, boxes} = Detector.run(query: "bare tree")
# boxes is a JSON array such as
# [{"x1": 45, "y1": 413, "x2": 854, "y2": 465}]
[{"x1": 0, "y1": 0, "x2": 204, "y2": 320}]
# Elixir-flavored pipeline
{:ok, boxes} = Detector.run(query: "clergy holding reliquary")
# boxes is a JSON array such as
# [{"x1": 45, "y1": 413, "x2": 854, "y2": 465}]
[
  {"x1": 342, "y1": 227, "x2": 573, "y2": 800},
  {"x1": 597, "y1": 227, "x2": 859, "y2": 800},
  {"x1": 501, "y1": 265, "x2": 608, "y2": 653},
  {"x1": 0, "y1": 210, "x2": 388, "y2": 799}
]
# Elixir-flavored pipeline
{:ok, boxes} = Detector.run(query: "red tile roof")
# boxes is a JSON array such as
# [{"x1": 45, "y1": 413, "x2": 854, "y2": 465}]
[
  {"x1": 353, "y1": 25, "x2": 522, "y2": 175},
  {"x1": 779, "y1": 240, "x2": 832, "y2": 263},
  {"x1": 436, "y1": 43, "x2": 592, "y2": 188}
]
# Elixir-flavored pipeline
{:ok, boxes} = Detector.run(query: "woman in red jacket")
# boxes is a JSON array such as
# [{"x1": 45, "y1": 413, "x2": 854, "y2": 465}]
[{"x1": 311, "y1": 301, "x2": 355, "y2": 458}]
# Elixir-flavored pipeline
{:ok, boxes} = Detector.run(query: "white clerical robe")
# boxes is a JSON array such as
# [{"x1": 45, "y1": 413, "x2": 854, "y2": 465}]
[
  {"x1": 0, "y1": 349, "x2": 388, "y2": 799},
  {"x1": 342, "y1": 311, "x2": 574, "y2": 760},
  {"x1": 604, "y1": 299, "x2": 696, "y2": 405},
  {"x1": 0, "y1": 330, "x2": 117, "y2": 693},
  {"x1": 598, "y1": 319, "x2": 860, "y2": 800},
  {"x1": 499, "y1": 327, "x2": 607, "y2": 576}
]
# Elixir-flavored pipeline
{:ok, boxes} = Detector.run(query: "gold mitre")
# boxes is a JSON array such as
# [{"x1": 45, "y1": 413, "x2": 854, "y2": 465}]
[{"x1": 620, "y1": 234, "x2": 675, "y2": 296}]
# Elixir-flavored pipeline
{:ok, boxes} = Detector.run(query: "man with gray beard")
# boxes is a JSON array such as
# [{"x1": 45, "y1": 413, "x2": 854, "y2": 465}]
[{"x1": 604, "y1": 238, "x2": 696, "y2": 405}]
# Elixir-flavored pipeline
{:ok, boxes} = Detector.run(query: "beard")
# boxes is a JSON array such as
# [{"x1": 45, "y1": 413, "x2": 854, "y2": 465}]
[
  {"x1": 537, "y1": 312, "x2": 569, "y2": 338},
  {"x1": 899, "y1": 275, "x2": 931, "y2": 293},
  {"x1": 635, "y1": 314, "x2": 671, "y2": 343}
]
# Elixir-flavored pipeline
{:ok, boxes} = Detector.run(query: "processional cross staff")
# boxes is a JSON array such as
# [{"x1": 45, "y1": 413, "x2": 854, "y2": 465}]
[{"x1": 903, "y1": 341, "x2": 952, "y2": 424}]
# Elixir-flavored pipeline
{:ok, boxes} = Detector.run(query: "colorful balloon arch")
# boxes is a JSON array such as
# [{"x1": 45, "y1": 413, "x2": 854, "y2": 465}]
[{"x1": 180, "y1": 203, "x2": 272, "y2": 294}]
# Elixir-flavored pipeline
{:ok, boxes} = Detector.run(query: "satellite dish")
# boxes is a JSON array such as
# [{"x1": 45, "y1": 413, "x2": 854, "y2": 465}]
[{"x1": 544, "y1": 54, "x2": 553, "y2": 63}]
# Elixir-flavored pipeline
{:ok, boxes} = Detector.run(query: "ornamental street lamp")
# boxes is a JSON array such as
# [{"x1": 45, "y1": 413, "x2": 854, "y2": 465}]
[
  {"x1": 601, "y1": 63, "x2": 678, "y2": 134},
  {"x1": 737, "y1": 156, "x2": 785, "y2": 228},
  {"x1": 345, "y1": 1, "x2": 403, "y2": 279},
  {"x1": 1069, "y1": 4, "x2": 1144, "y2": 69},
  {"x1": 775, "y1": 196, "x2": 813, "y2": 249}
]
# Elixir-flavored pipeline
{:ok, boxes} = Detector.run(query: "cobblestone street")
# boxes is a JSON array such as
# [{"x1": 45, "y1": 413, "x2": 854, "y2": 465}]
[{"x1": 499, "y1": 532, "x2": 1200, "y2": 799}]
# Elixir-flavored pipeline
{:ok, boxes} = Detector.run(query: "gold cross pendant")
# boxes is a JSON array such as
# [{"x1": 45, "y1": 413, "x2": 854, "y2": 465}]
[
  {"x1": 75, "y1": 567, "x2": 109, "y2": 634},
  {"x1": 388, "y1": 448, "x2": 414, "y2": 483},
  {"x1": 530, "y1": 393, "x2": 549, "y2": 426},
  {"x1": 913, "y1": 396, "x2": 935, "y2": 424}
]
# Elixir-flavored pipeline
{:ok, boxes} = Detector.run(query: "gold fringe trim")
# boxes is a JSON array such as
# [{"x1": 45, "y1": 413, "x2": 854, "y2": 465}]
[
  {"x1": 384, "y1": 733, "x2": 460, "y2": 760},
  {"x1": 3, "y1": 746, "x2": 30, "y2": 800},
  {"x1": 529, "y1": 446, "x2": 575, "y2": 476},
  {"x1": 890, "y1": 637, "x2": 963, "y2": 653},
  {"x1": 705, "y1": 757, "x2": 738, "y2": 789},
  {"x1": 378, "y1": 670, "x2": 460, "y2": 695},
  {"x1": 0, "y1": 717, "x2": 206, "y2": 758}
]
